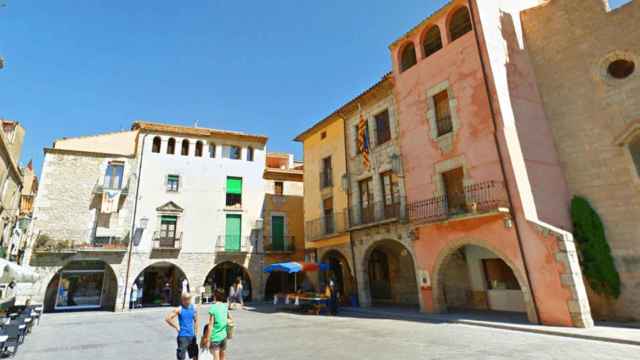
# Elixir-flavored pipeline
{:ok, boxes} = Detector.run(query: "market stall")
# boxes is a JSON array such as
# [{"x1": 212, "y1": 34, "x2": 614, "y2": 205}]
[{"x1": 263, "y1": 262, "x2": 330, "y2": 314}]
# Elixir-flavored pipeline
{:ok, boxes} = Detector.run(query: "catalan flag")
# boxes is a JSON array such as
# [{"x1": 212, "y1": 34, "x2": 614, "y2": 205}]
[{"x1": 357, "y1": 111, "x2": 370, "y2": 169}]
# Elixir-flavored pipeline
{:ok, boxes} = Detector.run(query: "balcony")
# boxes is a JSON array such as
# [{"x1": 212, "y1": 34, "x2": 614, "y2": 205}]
[
  {"x1": 19, "y1": 195, "x2": 34, "y2": 216},
  {"x1": 408, "y1": 180, "x2": 509, "y2": 224},
  {"x1": 152, "y1": 232, "x2": 182, "y2": 251},
  {"x1": 264, "y1": 236, "x2": 296, "y2": 253},
  {"x1": 305, "y1": 211, "x2": 348, "y2": 242},
  {"x1": 92, "y1": 176, "x2": 131, "y2": 196},
  {"x1": 215, "y1": 235, "x2": 253, "y2": 253},
  {"x1": 348, "y1": 199, "x2": 406, "y2": 229},
  {"x1": 78, "y1": 236, "x2": 130, "y2": 252},
  {"x1": 319, "y1": 169, "x2": 333, "y2": 189}
]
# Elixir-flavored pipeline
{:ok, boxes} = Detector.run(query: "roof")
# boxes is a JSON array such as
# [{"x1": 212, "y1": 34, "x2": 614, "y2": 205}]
[
  {"x1": 388, "y1": 0, "x2": 455, "y2": 49},
  {"x1": 132, "y1": 121, "x2": 268, "y2": 145},
  {"x1": 263, "y1": 167, "x2": 304, "y2": 182},
  {"x1": 294, "y1": 73, "x2": 393, "y2": 142}
]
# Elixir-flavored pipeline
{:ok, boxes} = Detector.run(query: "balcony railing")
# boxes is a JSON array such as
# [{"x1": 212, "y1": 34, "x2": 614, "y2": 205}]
[
  {"x1": 215, "y1": 235, "x2": 253, "y2": 253},
  {"x1": 36, "y1": 236, "x2": 130, "y2": 253},
  {"x1": 152, "y1": 232, "x2": 182, "y2": 250},
  {"x1": 319, "y1": 169, "x2": 333, "y2": 189},
  {"x1": 92, "y1": 176, "x2": 131, "y2": 195},
  {"x1": 263, "y1": 236, "x2": 296, "y2": 253},
  {"x1": 408, "y1": 180, "x2": 509, "y2": 223},
  {"x1": 19, "y1": 195, "x2": 34, "y2": 216},
  {"x1": 436, "y1": 115, "x2": 453, "y2": 137},
  {"x1": 305, "y1": 211, "x2": 348, "y2": 241},
  {"x1": 348, "y1": 199, "x2": 405, "y2": 228}
]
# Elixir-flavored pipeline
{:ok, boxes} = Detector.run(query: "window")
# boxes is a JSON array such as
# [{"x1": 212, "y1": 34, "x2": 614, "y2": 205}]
[
  {"x1": 323, "y1": 197, "x2": 334, "y2": 234},
  {"x1": 380, "y1": 171, "x2": 397, "y2": 206},
  {"x1": 320, "y1": 157, "x2": 332, "y2": 188},
  {"x1": 608, "y1": 59, "x2": 635, "y2": 79},
  {"x1": 449, "y1": 7, "x2": 472, "y2": 42},
  {"x1": 375, "y1": 109, "x2": 391, "y2": 145},
  {"x1": 359, "y1": 178, "x2": 374, "y2": 223},
  {"x1": 423, "y1": 26, "x2": 443, "y2": 58},
  {"x1": 226, "y1": 177, "x2": 242, "y2": 207},
  {"x1": 181, "y1": 139, "x2": 190, "y2": 156},
  {"x1": 195, "y1": 141, "x2": 203, "y2": 157},
  {"x1": 247, "y1": 147, "x2": 254, "y2": 162},
  {"x1": 104, "y1": 163, "x2": 124, "y2": 189},
  {"x1": 167, "y1": 138, "x2": 176, "y2": 155},
  {"x1": 209, "y1": 143, "x2": 216, "y2": 158},
  {"x1": 355, "y1": 123, "x2": 370, "y2": 154},
  {"x1": 400, "y1": 43, "x2": 417, "y2": 72},
  {"x1": 442, "y1": 167, "x2": 465, "y2": 213},
  {"x1": 630, "y1": 135, "x2": 640, "y2": 177},
  {"x1": 224, "y1": 214, "x2": 242, "y2": 251},
  {"x1": 167, "y1": 175, "x2": 180, "y2": 192},
  {"x1": 482, "y1": 259, "x2": 520, "y2": 290},
  {"x1": 274, "y1": 181, "x2": 284, "y2": 195},
  {"x1": 434, "y1": 90, "x2": 452, "y2": 136},
  {"x1": 152, "y1": 136, "x2": 161, "y2": 153},
  {"x1": 159, "y1": 215, "x2": 177, "y2": 244},
  {"x1": 223, "y1": 145, "x2": 241, "y2": 160},
  {"x1": 321, "y1": 131, "x2": 327, "y2": 140}
]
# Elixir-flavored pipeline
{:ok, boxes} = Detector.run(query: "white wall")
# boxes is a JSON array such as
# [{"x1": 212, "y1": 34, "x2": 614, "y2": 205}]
[{"x1": 133, "y1": 133, "x2": 266, "y2": 253}]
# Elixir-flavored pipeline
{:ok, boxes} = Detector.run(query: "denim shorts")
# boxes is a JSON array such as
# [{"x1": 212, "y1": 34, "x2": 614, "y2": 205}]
[
  {"x1": 176, "y1": 336, "x2": 198, "y2": 360},
  {"x1": 210, "y1": 339, "x2": 227, "y2": 351}
]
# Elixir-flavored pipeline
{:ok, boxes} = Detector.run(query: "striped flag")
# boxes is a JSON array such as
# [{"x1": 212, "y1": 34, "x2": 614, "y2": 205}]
[{"x1": 357, "y1": 111, "x2": 370, "y2": 169}]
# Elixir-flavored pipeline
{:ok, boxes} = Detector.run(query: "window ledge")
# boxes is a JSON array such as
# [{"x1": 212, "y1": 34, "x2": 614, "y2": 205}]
[{"x1": 224, "y1": 206, "x2": 243, "y2": 212}]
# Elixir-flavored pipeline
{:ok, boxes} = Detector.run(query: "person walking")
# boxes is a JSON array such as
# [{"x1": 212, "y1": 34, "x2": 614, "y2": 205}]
[
  {"x1": 166, "y1": 293, "x2": 200, "y2": 360},
  {"x1": 137, "y1": 282, "x2": 144, "y2": 308},
  {"x1": 130, "y1": 283, "x2": 138, "y2": 309},
  {"x1": 328, "y1": 280, "x2": 339, "y2": 316},
  {"x1": 228, "y1": 278, "x2": 243, "y2": 310},
  {"x1": 203, "y1": 289, "x2": 232, "y2": 360}
]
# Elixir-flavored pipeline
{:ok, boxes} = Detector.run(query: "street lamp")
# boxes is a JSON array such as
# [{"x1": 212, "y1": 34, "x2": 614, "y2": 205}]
[
  {"x1": 139, "y1": 217, "x2": 149, "y2": 230},
  {"x1": 133, "y1": 217, "x2": 149, "y2": 247},
  {"x1": 391, "y1": 153, "x2": 403, "y2": 177}
]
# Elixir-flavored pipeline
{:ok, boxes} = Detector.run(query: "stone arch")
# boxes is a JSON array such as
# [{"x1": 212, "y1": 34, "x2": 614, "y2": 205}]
[
  {"x1": 203, "y1": 261, "x2": 253, "y2": 302},
  {"x1": 398, "y1": 42, "x2": 418, "y2": 72},
  {"x1": 360, "y1": 238, "x2": 419, "y2": 307},
  {"x1": 321, "y1": 249, "x2": 356, "y2": 302},
  {"x1": 431, "y1": 237, "x2": 538, "y2": 323},
  {"x1": 446, "y1": 5, "x2": 473, "y2": 43},
  {"x1": 130, "y1": 261, "x2": 190, "y2": 308}
]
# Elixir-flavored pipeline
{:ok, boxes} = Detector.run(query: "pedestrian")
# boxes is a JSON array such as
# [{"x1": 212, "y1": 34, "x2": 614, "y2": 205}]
[
  {"x1": 137, "y1": 282, "x2": 144, "y2": 308},
  {"x1": 165, "y1": 292, "x2": 200, "y2": 360},
  {"x1": 328, "y1": 280, "x2": 339, "y2": 316},
  {"x1": 228, "y1": 277, "x2": 243, "y2": 310},
  {"x1": 182, "y1": 278, "x2": 190, "y2": 295},
  {"x1": 203, "y1": 289, "x2": 233, "y2": 360},
  {"x1": 130, "y1": 283, "x2": 138, "y2": 309}
]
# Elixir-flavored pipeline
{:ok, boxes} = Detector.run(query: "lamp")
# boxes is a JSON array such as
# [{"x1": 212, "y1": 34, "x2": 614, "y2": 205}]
[
  {"x1": 391, "y1": 153, "x2": 403, "y2": 177},
  {"x1": 139, "y1": 217, "x2": 149, "y2": 230}
]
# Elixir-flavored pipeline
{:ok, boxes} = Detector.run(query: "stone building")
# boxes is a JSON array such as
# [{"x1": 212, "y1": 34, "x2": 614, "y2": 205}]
[
  {"x1": 0, "y1": 121, "x2": 26, "y2": 258},
  {"x1": 521, "y1": 0, "x2": 640, "y2": 321}
]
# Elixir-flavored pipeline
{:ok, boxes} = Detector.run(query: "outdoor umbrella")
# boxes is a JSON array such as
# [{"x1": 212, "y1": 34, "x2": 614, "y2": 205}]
[
  {"x1": 263, "y1": 262, "x2": 329, "y2": 291},
  {"x1": 0, "y1": 259, "x2": 39, "y2": 284}
]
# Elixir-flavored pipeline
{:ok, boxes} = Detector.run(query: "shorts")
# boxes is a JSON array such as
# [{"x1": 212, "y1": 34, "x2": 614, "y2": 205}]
[
  {"x1": 176, "y1": 336, "x2": 199, "y2": 360},
  {"x1": 210, "y1": 339, "x2": 227, "y2": 352}
]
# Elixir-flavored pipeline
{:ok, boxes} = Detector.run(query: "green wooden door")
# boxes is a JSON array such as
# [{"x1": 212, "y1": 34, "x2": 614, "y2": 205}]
[
  {"x1": 225, "y1": 214, "x2": 241, "y2": 251},
  {"x1": 271, "y1": 216, "x2": 285, "y2": 251}
]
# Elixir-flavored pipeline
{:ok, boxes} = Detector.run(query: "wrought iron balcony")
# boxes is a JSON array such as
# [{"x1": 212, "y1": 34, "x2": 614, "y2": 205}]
[
  {"x1": 348, "y1": 199, "x2": 406, "y2": 229},
  {"x1": 319, "y1": 169, "x2": 333, "y2": 189},
  {"x1": 305, "y1": 211, "x2": 348, "y2": 241},
  {"x1": 152, "y1": 231, "x2": 182, "y2": 250},
  {"x1": 215, "y1": 235, "x2": 253, "y2": 253},
  {"x1": 263, "y1": 236, "x2": 296, "y2": 253},
  {"x1": 92, "y1": 176, "x2": 131, "y2": 195},
  {"x1": 407, "y1": 180, "x2": 509, "y2": 224}
]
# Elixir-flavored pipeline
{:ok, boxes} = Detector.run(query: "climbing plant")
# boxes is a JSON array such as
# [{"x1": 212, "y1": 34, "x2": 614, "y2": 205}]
[{"x1": 570, "y1": 196, "x2": 620, "y2": 298}]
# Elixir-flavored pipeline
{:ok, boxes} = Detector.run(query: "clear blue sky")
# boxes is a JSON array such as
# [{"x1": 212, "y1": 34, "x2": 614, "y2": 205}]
[{"x1": 0, "y1": 0, "x2": 630, "y2": 174}]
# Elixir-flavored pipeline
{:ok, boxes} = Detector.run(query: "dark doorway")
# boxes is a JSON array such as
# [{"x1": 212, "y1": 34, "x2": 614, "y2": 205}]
[{"x1": 204, "y1": 262, "x2": 252, "y2": 302}]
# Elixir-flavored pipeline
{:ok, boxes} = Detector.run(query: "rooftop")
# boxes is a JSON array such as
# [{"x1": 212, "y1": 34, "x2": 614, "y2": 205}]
[{"x1": 132, "y1": 121, "x2": 268, "y2": 145}]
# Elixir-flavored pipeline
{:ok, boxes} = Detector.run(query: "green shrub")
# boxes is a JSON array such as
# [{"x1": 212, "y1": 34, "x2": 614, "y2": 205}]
[{"x1": 570, "y1": 196, "x2": 621, "y2": 298}]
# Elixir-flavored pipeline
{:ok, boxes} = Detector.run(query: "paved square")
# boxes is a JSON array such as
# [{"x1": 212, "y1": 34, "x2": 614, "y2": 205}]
[{"x1": 18, "y1": 306, "x2": 638, "y2": 359}]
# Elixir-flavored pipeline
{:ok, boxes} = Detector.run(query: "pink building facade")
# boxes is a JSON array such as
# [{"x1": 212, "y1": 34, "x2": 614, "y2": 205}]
[{"x1": 390, "y1": 0, "x2": 592, "y2": 327}]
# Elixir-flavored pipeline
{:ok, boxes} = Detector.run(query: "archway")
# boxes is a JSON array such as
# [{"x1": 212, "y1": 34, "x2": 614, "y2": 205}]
[
  {"x1": 321, "y1": 250, "x2": 355, "y2": 304},
  {"x1": 203, "y1": 262, "x2": 252, "y2": 302},
  {"x1": 132, "y1": 262, "x2": 188, "y2": 308},
  {"x1": 43, "y1": 260, "x2": 118, "y2": 313},
  {"x1": 433, "y1": 243, "x2": 532, "y2": 319},
  {"x1": 364, "y1": 240, "x2": 419, "y2": 307}
]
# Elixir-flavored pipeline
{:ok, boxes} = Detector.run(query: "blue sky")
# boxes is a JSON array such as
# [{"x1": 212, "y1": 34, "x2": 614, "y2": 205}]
[{"x1": 0, "y1": 0, "x2": 631, "y2": 174}]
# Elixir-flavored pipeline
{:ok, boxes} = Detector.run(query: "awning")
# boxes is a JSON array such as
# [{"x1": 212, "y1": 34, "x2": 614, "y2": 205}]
[
  {"x1": 0, "y1": 259, "x2": 39, "y2": 283},
  {"x1": 263, "y1": 262, "x2": 329, "y2": 274}
]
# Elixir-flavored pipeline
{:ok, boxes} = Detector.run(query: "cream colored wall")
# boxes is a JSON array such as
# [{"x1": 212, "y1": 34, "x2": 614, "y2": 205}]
[{"x1": 54, "y1": 130, "x2": 138, "y2": 156}]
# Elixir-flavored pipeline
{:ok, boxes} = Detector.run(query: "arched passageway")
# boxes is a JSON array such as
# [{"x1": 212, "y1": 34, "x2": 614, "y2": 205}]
[
  {"x1": 435, "y1": 244, "x2": 528, "y2": 315},
  {"x1": 321, "y1": 250, "x2": 355, "y2": 304},
  {"x1": 364, "y1": 240, "x2": 419, "y2": 307},
  {"x1": 203, "y1": 262, "x2": 252, "y2": 302},
  {"x1": 43, "y1": 260, "x2": 118, "y2": 313},
  {"x1": 132, "y1": 262, "x2": 188, "y2": 308}
]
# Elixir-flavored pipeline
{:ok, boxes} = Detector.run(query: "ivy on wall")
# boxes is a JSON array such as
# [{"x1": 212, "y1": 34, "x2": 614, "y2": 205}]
[{"x1": 570, "y1": 196, "x2": 621, "y2": 299}]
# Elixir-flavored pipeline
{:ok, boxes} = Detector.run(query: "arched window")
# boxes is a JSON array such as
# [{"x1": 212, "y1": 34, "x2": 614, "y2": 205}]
[
  {"x1": 181, "y1": 139, "x2": 189, "y2": 156},
  {"x1": 209, "y1": 143, "x2": 216, "y2": 158},
  {"x1": 152, "y1": 136, "x2": 161, "y2": 153},
  {"x1": 449, "y1": 7, "x2": 472, "y2": 42},
  {"x1": 195, "y1": 141, "x2": 203, "y2": 157},
  {"x1": 422, "y1": 26, "x2": 443, "y2": 58},
  {"x1": 630, "y1": 134, "x2": 640, "y2": 177},
  {"x1": 247, "y1": 147, "x2": 254, "y2": 162},
  {"x1": 399, "y1": 43, "x2": 417, "y2": 72},
  {"x1": 167, "y1": 138, "x2": 176, "y2": 155}
]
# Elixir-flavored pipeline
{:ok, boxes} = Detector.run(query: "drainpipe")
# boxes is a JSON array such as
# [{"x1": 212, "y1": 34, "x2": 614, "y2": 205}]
[
  {"x1": 468, "y1": 0, "x2": 540, "y2": 322},
  {"x1": 121, "y1": 133, "x2": 148, "y2": 311}
]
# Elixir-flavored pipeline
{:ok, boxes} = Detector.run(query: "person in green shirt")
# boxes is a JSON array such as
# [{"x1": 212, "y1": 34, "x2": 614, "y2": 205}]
[{"x1": 203, "y1": 289, "x2": 232, "y2": 360}]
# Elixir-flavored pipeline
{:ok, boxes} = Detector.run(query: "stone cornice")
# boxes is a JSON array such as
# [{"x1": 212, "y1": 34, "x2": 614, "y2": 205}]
[
  {"x1": 132, "y1": 121, "x2": 268, "y2": 145},
  {"x1": 43, "y1": 147, "x2": 136, "y2": 159}
]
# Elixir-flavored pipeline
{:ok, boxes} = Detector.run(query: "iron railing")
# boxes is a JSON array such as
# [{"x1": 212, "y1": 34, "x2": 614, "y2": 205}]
[
  {"x1": 436, "y1": 114, "x2": 453, "y2": 137},
  {"x1": 305, "y1": 211, "x2": 348, "y2": 241},
  {"x1": 348, "y1": 199, "x2": 405, "y2": 228},
  {"x1": 92, "y1": 176, "x2": 131, "y2": 195},
  {"x1": 320, "y1": 169, "x2": 333, "y2": 188},
  {"x1": 263, "y1": 236, "x2": 296, "y2": 252},
  {"x1": 215, "y1": 235, "x2": 253, "y2": 253},
  {"x1": 152, "y1": 231, "x2": 182, "y2": 250},
  {"x1": 408, "y1": 180, "x2": 509, "y2": 223}
]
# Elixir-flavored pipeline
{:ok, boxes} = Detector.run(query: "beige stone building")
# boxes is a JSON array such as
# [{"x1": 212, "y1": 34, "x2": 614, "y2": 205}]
[
  {"x1": 0, "y1": 121, "x2": 26, "y2": 259},
  {"x1": 522, "y1": 0, "x2": 640, "y2": 320}
]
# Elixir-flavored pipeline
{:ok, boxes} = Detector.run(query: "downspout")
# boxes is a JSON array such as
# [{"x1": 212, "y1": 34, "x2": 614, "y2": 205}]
[
  {"x1": 468, "y1": 0, "x2": 540, "y2": 322},
  {"x1": 121, "y1": 133, "x2": 148, "y2": 311}
]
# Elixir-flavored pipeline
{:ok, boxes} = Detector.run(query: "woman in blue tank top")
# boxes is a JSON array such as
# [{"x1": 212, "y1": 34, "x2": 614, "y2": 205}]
[{"x1": 166, "y1": 292, "x2": 200, "y2": 360}]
